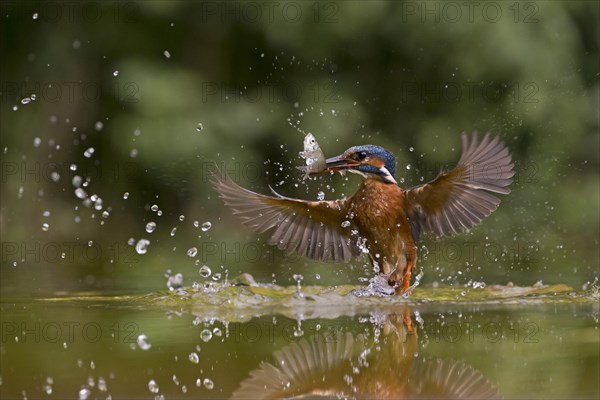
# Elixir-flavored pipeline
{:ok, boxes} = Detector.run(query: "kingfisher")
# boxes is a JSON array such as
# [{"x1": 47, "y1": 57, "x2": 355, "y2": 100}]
[{"x1": 213, "y1": 132, "x2": 514, "y2": 295}]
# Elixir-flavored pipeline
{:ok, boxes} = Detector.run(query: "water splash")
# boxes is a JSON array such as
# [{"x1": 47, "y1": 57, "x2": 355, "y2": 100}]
[
  {"x1": 145, "y1": 222, "x2": 157, "y2": 233},
  {"x1": 188, "y1": 352, "x2": 199, "y2": 364},
  {"x1": 136, "y1": 334, "x2": 151, "y2": 351},
  {"x1": 199, "y1": 265, "x2": 211, "y2": 278},
  {"x1": 147, "y1": 379, "x2": 159, "y2": 394},
  {"x1": 352, "y1": 275, "x2": 395, "y2": 297},
  {"x1": 135, "y1": 239, "x2": 150, "y2": 254}
]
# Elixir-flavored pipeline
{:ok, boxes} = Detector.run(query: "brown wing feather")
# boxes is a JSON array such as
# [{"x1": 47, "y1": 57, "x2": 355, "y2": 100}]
[
  {"x1": 212, "y1": 174, "x2": 361, "y2": 262},
  {"x1": 406, "y1": 132, "x2": 514, "y2": 237}
]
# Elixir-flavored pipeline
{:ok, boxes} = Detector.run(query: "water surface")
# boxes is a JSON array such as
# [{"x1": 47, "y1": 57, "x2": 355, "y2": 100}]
[{"x1": 1, "y1": 283, "x2": 598, "y2": 399}]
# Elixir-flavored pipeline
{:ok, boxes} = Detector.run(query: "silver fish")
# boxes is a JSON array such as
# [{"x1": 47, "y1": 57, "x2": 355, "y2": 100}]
[{"x1": 296, "y1": 133, "x2": 326, "y2": 179}]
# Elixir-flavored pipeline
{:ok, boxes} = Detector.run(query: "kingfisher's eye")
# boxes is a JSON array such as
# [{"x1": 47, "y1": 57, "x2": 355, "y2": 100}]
[{"x1": 357, "y1": 151, "x2": 368, "y2": 161}]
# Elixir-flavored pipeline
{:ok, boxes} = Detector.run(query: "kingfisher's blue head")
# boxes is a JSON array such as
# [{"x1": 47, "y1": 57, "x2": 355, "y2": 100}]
[{"x1": 323, "y1": 145, "x2": 397, "y2": 184}]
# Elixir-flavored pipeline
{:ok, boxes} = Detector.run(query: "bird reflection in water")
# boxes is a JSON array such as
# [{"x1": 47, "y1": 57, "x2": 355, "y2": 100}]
[{"x1": 232, "y1": 310, "x2": 500, "y2": 399}]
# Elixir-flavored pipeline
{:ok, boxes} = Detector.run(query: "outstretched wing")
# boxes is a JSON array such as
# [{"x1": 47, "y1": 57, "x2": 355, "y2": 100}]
[
  {"x1": 405, "y1": 132, "x2": 514, "y2": 237},
  {"x1": 213, "y1": 174, "x2": 361, "y2": 263}
]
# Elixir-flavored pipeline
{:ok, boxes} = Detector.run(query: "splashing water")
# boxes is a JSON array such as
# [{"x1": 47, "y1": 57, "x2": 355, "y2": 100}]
[
  {"x1": 199, "y1": 265, "x2": 211, "y2": 278},
  {"x1": 187, "y1": 247, "x2": 198, "y2": 257},
  {"x1": 135, "y1": 239, "x2": 150, "y2": 254},
  {"x1": 200, "y1": 329, "x2": 213, "y2": 342},
  {"x1": 147, "y1": 380, "x2": 159, "y2": 394},
  {"x1": 145, "y1": 222, "x2": 156, "y2": 233},
  {"x1": 136, "y1": 334, "x2": 151, "y2": 351},
  {"x1": 188, "y1": 352, "x2": 199, "y2": 364},
  {"x1": 167, "y1": 273, "x2": 183, "y2": 290}
]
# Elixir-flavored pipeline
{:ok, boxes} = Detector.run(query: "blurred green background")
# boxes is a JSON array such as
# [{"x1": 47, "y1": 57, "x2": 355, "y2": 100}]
[{"x1": 1, "y1": 0, "x2": 598, "y2": 296}]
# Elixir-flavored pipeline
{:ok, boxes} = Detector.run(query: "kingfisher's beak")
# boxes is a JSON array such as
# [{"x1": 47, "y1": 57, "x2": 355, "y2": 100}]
[{"x1": 321, "y1": 154, "x2": 360, "y2": 173}]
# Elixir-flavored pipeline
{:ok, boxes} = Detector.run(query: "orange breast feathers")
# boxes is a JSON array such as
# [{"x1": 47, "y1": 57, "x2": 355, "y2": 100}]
[{"x1": 349, "y1": 179, "x2": 415, "y2": 254}]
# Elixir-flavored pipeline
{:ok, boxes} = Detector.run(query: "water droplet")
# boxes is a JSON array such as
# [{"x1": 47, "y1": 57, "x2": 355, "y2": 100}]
[
  {"x1": 97, "y1": 377, "x2": 107, "y2": 392},
  {"x1": 201, "y1": 221, "x2": 212, "y2": 231},
  {"x1": 113, "y1": 70, "x2": 119, "y2": 76},
  {"x1": 179, "y1": 215, "x2": 185, "y2": 221},
  {"x1": 212, "y1": 273, "x2": 222, "y2": 281},
  {"x1": 170, "y1": 227, "x2": 177, "y2": 236},
  {"x1": 21, "y1": 97, "x2": 31, "y2": 105},
  {"x1": 151, "y1": 204, "x2": 159, "y2": 212},
  {"x1": 409, "y1": 146, "x2": 414, "y2": 152},
  {"x1": 187, "y1": 247, "x2": 198, "y2": 257},
  {"x1": 70, "y1": 164, "x2": 77, "y2": 171},
  {"x1": 42, "y1": 223, "x2": 49, "y2": 231},
  {"x1": 200, "y1": 329, "x2": 213, "y2": 342},
  {"x1": 33, "y1": 137, "x2": 41, "y2": 147},
  {"x1": 196, "y1": 123, "x2": 204, "y2": 132},
  {"x1": 135, "y1": 239, "x2": 150, "y2": 254},
  {"x1": 317, "y1": 191, "x2": 325, "y2": 201},
  {"x1": 137, "y1": 334, "x2": 152, "y2": 350},
  {"x1": 145, "y1": 222, "x2": 157, "y2": 233},
  {"x1": 147, "y1": 379, "x2": 159, "y2": 394},
  {"x1": 188, "y1": 352, "x2": 199, "y2": 364},
  {"x1": 167, "y1": 273, "x2": 183, "y2": 290},
  {"x1": 163, "y1": 50, "x2": 171, "y2": 59},
  {"x1": 341, "y1": 220, "x2": 351, "y2": 228},
  {"x1": 123, "y1": 192, "x2": 129, "y2": 199},
  {"x1": 83, "y1": 147, "x2": 95, "y2": 158},
  {"x1": 50, "y1": 171, "x2": 60, "y2": 182},
  {"x1": 203, "y1": 378, "x2": 214, "y2": 390},
  {"x1": 79, "y1": 387, "x2": 91, "y2": 400},
  {"x1": 32, "y1": 12, "x2": 39, "y2": 20},
  {"x1": 72, "y1": 175, "x2": 82, "y2": 187},
  {"x1": 129, "y1": 148, "x2": 138, "y2": 158},
  {"x1": 74, "y1": 188, "x2": 87, "y2": 199},
  {"x1": 43, "y1": 210, "x2": 50, "y2": 217},
  {"x1": 199, "y1": 265, "x2": 211, "y2": 278},
  {"x1": 102, "y1": 210, "x2": 109, "y2": 218}
]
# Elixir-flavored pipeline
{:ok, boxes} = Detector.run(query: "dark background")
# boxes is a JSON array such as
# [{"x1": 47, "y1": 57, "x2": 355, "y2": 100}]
[{"x1": 1, "y1": 1, "x2": 598, "y2": 296}]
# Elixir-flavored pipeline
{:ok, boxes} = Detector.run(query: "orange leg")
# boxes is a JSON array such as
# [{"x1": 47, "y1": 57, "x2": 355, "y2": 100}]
[
  {"x1": 403, "y1": 308, "x2": 415, "y2": 334},
  {"x1": 396, "y1": 248, "x2": 417, "y2": 295}
]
